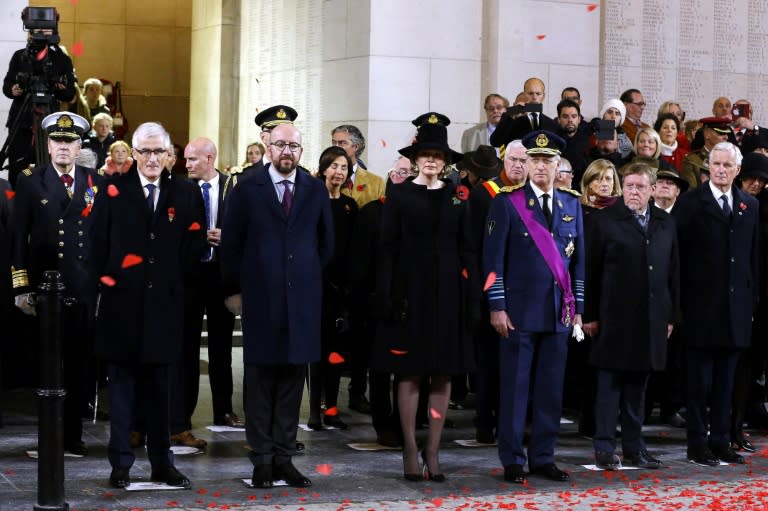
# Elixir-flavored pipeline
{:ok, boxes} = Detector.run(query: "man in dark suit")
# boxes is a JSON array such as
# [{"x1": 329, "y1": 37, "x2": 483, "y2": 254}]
[
  {"x1": 490, "y1": 78, "x2": 558, "y2": 156},
  {"x1": 175, "y1": 137, "x2": 242, "y2": 441},
  {"x1": 10, "y1": 112, "x2": 99, "y2": 455},
  {"x1": 221, "y1": 122, "x2": 333, "y2": 489},
  {"x1": 672, "y1": 141, "x2": 759, "y2": 466},
  {"x1": 90, "y1": 121, "x2": 205, "y2": 488},
  {"x1": 483, "y1": 131, "x2": 584, "y2": 484},
  {"x1": 583, "y1": 162, "x2": 680, "y2": 470}
]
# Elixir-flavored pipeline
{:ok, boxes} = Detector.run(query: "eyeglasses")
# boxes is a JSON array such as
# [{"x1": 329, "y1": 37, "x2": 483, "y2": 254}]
[
  {"x1": 557, "y1": 169, "x2": 573, "y2": 174},
  {"x1": 390, "y1": 168, "x2": 414, "y2": 177},
  {"x1": 271, "y1": 141, "x2": 302, "y2": 153},
  {"x1": 134, "y1": 148, "x2": 168, "y2": 157},
  {"x1": 623, "y1": 183, "x2": 649, "y2": 191},
  {"x1": 630, "y1": 102, "x2": 646, "y2": 107}
]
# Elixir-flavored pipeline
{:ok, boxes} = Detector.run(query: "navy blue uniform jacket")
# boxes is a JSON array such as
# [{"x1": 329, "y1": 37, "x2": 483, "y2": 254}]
[{"x1": 220, "y1": 166, "x2": 334, "y2": 365}]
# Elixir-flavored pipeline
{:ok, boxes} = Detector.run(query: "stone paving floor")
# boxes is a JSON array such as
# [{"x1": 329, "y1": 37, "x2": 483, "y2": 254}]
[{"x1": 1, "y1": 349, "x2": 768, "y2": 510}]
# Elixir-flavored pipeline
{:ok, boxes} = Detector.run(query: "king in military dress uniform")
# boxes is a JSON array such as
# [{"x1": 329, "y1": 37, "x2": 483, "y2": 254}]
[{"x1": 482, "y1": 130, "x2": 585, "y2": 484}]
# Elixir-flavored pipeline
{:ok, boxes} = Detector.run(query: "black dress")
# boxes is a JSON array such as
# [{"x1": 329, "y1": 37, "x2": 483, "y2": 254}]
[{"x1": 373, "y1": 179, "x2": 476, "y2": 376}]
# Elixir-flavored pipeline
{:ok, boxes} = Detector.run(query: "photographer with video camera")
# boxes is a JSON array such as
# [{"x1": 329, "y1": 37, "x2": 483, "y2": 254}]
[{"x1": 2, "y1": 7, "x2": 76, "y2": 188}]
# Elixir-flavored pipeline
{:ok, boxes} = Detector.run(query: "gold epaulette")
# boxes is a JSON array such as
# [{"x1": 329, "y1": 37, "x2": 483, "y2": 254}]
[
  {"x1": 498, "y1": 183, "x2": 525, "y2": 193},
  {"x1": 11, "y1": 266, "x2": 29, "y2": 289},
  {"x1": 558, "y1": 187, "x2": 581, "y2": 197},
  {"x1": 22, "y1": 167, "x2": 32, "y2": 176},
  {"x1": 97, "y1": 168, "x2": 105, "y2": 176},
  {"x1": 228, "y1": 166, "x2": 243, "y2": 175}
]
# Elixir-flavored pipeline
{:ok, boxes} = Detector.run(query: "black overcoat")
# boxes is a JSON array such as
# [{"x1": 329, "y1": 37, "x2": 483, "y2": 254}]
[
  {"x1": 585, "y1": 200, "x2": 680, "y2": 371},
  {"x1": 89, "y1": 166, "x2": 205, "y2": 363},
  {"x1": 672, "y1": 182, "x2": 759, "y2": 349}
]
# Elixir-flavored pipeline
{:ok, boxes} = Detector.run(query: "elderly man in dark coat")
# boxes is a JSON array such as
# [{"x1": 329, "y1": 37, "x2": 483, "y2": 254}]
[
  {"x1": 221, "y1": 122, "x2": 333, "y2": 489},
  {"x1": 673, "y1": 141, "x2": 760, "y2": 466},
  {"x1": 90, "y1": 122, "x2": 205, "y2": 489},
  {"x1": 583, "y1": 162, "x2": 680, "y2": 470}
]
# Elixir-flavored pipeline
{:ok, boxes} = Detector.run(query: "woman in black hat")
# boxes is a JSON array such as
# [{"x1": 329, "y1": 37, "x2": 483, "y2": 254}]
[{"x1": 374, "y1": 114, "x2": 476, "y2": 482}]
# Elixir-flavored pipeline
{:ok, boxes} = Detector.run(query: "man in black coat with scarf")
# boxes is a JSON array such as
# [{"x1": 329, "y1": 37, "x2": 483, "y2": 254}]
[
  {"x1": 672, "y1": 141, "x2": 760, "y2": 466},
  {"x1": 583, "y1": 161, "x2": 680, "y2": 470},
  {"x1": 90, "y1": 121, "x2": 205, "y2": 488}
]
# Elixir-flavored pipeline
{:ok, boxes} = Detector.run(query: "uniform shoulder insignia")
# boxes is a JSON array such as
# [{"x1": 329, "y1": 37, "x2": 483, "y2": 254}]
[
  {"x1": 499, "y1": 183, "x2": 525, "y2": 193},
  {"x1": 97, "y1": 168, "x2": 105, "y2": 176},
  {"x1": 558, "y1": 187, "x2": 581, "y2": 197},
  {"x1": 22, "y1": 167, "x2": 33, "y2": 176},
  {"x1": 228, "y1": 166, "x2": 243, "y2": 175}
]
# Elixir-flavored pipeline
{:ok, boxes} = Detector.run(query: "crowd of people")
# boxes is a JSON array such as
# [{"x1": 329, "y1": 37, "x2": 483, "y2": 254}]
[{"x1": 2, "y1": 72, "x2": 768, "y2": 492}]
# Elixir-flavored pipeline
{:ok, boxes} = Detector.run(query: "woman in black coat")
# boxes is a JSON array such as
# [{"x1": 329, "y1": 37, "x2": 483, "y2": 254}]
[
  {"x1": 374, "y1": 114, "x2": 476, "y2": 481},
  {"x1": 306, "y1": 146, "x2": 358, "y2": 431}
]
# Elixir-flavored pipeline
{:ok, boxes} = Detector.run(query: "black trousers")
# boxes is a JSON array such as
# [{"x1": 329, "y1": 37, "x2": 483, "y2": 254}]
[
  {"x1": 474, "y1": 321, "x2": 500, "y2": 431},
  {"x1": 61, "y1": 302, "x2": 91, "y2": 447},
  {"x1": 593, "y1": 369, "x2": 648, "y2": 455},
  {"x1": 171, "y1": 262, "x2": 235, "y2": 432},
  {"x1": 108, "y1": 363, "x2": 172, "y2": 470},
  {"x1": 245, "y1": 363, "x2": 305, "y2": 466}
]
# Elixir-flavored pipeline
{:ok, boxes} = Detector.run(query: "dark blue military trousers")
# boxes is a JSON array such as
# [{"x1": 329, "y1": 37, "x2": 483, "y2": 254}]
[{"x1": 498, "y1": 330, "x2": 568, "y2": 468}]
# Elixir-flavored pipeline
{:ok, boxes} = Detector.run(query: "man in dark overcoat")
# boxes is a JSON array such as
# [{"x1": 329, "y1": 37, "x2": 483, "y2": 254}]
[
  {"x1": 89, "y1": 121, "x2": 205, "y2": 488},
  {"x1": 483, "y1": 131, "x2": 584, "y2": 484},
  {"x1": 672, "y1": 141, "x2": 759, "y2": 466},
  {"x1": 10, "y1": 112, "x2": 99, "y2": 455},
  {"x1": 583, "y1": 162, "x2": 680, "y2": 470},
  {"x1": 221, "y1": 122, "x2": 333, "y2": 489}
]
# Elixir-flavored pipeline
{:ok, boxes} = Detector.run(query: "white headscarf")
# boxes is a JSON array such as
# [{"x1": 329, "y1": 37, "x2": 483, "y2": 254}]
[{"x1": 600, "y1": 99, "x2": 627, "y2": 126}]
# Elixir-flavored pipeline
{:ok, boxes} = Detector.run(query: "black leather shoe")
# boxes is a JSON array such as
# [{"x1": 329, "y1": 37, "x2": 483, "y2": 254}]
[
  {"x1": 732, "y1": 433, "x2": 757, "y2": 453},
  {"x1": 323, "y1": 415, "x2": 349, "y2": 430},
  {"x1": 476, "y1": 427, "x2": 495, "y2": 444},
  {"x1": 296, "y1": 442, "x2": 305, "y2": 453},
  {"x1": 664, "y1": 412, "x2": 686, "y2": 428},
  {"x1": 530, "y1": 463, "x2": 570, "y2": 481},
  {"x1": 109, "y1": 467, "x2": 130, "y2": 488},
  {"x1": 623, "y1": 449, "x2": 661, "y2": 469},
  {"x1": 710, "y1": 444, "x2": 745, "y2": 464},
  {"x1": 503, "y1": 464, "x2": 527, "y2": 483},
  {"x1": 595, "y1": 451, "x2": 621, "y2": 471},
  {"x1": 251, "y1": 464, "x2": 273, "y2": 489},
  {"x1": 64, "y1": 441, "x2": 88, "y2": 457},
  {"x1": 376, "y1": 429, "x2": 403, "y2": 448},
  {"x1": 687, "y1": 446, "x2": 720, "y2": 467},
  {"x1": 273, "y1": 461, "x2": 312, "y2": 487},
  {"x1": 349, "y1": 396, "x2": 372, "y2": 414},
  {"x1": 307, "y1": 420, "x2": 323, "y2": 431},
  {"x1": 151, "y1": 465, "x2": 191, "y2": 488}
]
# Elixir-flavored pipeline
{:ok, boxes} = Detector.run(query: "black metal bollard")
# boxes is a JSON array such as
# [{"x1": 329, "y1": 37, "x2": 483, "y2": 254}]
[{"x1": 34, "y1": 270, "x2": 69, "y2": 511}]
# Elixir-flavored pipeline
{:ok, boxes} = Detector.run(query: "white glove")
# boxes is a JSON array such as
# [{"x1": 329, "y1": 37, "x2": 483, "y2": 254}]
[
  {"x1": 224, "y1": 294, "x2": 242, "y2": 316},
  {"x1": 572, "y1": 323, "x2": 585, "y2": 343},
  {"x1": 14, "y1": 293, "x2": 37, "y2": 316}
]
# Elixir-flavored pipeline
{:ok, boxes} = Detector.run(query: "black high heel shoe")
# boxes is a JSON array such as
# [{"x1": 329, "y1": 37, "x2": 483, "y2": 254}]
[
  {"x1": 421, "y1": 450, "x2": 446, "y2": 482},
  {"x1": 403, "y1": 450, "x2": 422, "y2": 481}
]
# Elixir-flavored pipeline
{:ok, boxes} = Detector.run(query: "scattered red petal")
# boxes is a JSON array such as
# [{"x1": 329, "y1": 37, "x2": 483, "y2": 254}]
[
  {"x1": 247, "y1": 495, "x2": 257, "y2": 501},
  {"x1": 324, "y1": 406, "x2": 339, "y2": 417},
  {"x1": 70, "y1": 0, "x2": 79, "y2": 5},
  {"x1": 536, "y1": 34, "x2": 547, "y2": 40},
  {"x1": 71, "y1": 40, "x2": 85, "y2": 57},
  {"x1": 166, "y1": 502, "x2": 178, "y2": 507},
  {"x1": 4, "y1": 469, "x2": 14, "y2": 476},
  {"x1": 107, "y1": 184, "x2": 120, "y2": 197},
  {"x1": 432, "y1": 498, "x2": 444, "y2": 507},
  {"x1": 121, "y1": 253, "x2": 143, "y2": 269},
  {"x1": 429, "y1": 407, "x2": 442, "y2": 419},
  {"x1": 212, "y1": 491, "x2": 222, "y2": 497},
  {"x1": 328, "y1": 352, "x2": 345, "y2": 364},
  {"x1": 188, "y1": 221, "x2": 202, "y2": 231},
  {"x1": 587, "y1": 3, "x2": 598, "y2": 11},
  {"x1": 461, "y1": 268, "x2": 469, "y2": 279},
  {"x1": 4, "y1": 190, "x2": 14, "y2": 200},
  {"x1": 316, "y1": 464, "x2": 333, "y2": 475},
  {"x1": 390, "y1": 349, "x2": 408, "y2": 355},
  {"x1": 380, "y1": 139, "x2": 388, "y2": 148},
  {"x1": 100, "y1": 276, "x2": 116, "y2": 287},
  {"x1": 197, "y1": 488, "x2": 208, "y2": 495},
  {"x1": 101, "y1": 492, "x2": 113, "y2": 497},
  {"x1": 483, "y1": 271, "x2": 497, "y2": 292}
]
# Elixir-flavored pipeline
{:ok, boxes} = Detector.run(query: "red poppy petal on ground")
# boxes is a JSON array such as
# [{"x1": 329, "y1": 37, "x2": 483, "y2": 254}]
[
  {"x1": 166, "y1": 502, "x2": 178, "y2": 507},
  {"x1": 107, "y1": 184, "x2": 120, "y2": 197},
  {"x1": 324, "y1": 406, "x2": 339, "y2": 417},
  {"x1": 315, "y1": 464, "x2": 333, "y2": 475},
  {"x1": 197, "y1": 488, "x2": 208, "y2": 495},
  {"x1": 483, "y1": 271, "x2": 497, "y2": 292},
  {"x1": 461, "y1": 268, "x2": 469, "y2": 279},
  {"x1": 587, "y1": 3, "x2": 598, "y2": 12},
  {"x1": 429, "y1": 407, "x2": 442, "y2": 419},
  {"x1": 121, "y1": 253, "x2": 143, "y2": 268},
  {"x1": 328, "y1": 352, "x2": 345, "y2": 364},
  {"x1": 188, "y1": 222, "x2": 202, "y2": 231},
  {"x1": 4, "y1": 190, "x2": 14, "y2": 200},
  {"x1": 536, "y1": 34, "x2": 547, "y2": 40},
  {"x1": 432, "y1": 498, "x2": 444, "y2": 507},
  {"x1": 390, "y1": 349, "x2": 408, "y2": 355},
  {"x1": 100, "y1": 276, "x2": 116, "y2": 287},
  {"x1": 71, "y1": 40, "x2": 85, "y2": 57}
]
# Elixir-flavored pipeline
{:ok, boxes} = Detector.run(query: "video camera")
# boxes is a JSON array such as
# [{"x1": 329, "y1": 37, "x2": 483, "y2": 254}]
[
  {"x1": 22, "y1": 7, "x2": 60, "y2": 50},
  {"x1": 16, "y1": 7, "x2": 67, "y2": 99}
]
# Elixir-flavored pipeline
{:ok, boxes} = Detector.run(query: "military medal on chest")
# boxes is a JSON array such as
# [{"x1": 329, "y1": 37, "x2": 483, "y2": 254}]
[{"x1": 565, "y1": 240, "x2": 575, "y2": 257}]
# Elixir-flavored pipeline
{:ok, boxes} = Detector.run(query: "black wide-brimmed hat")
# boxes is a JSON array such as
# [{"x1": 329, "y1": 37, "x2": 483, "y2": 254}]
[
  {"x1": 740, "y1": 152, "x2": 768, "y2": 181},
  {"x1": 462, "y1": 145, "x2": 502, "y2": 179},
  {"x1": 398, "y1": 112, "x2": 463, "y2": 163},
  {"x1": 741, "y1": 129, "x2": 768, "y2": 154},
  {"x1": 656, "y1": 169, "x2": 689, "y2": 193}
]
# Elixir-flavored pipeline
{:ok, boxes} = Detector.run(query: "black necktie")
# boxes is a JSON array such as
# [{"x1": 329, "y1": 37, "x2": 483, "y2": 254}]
[
  {"x1": 201, "y1": 182, "x2": 213, "y2": 261},
  {"x1": 146, "y1": 183, "x2": 156, "y2": 212},
  {"x1": 281, "y1": 180, "x2": 293, "y2": 214},
  {"x1": 542, "y1": 193, "x2": 552, "y2": 227},
  {"x1": 720, "y1": 194, "x2": 732, "y2": 217},
  {"x1": 531, "y1": 112, "x2": 540, "y2": 130}
]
